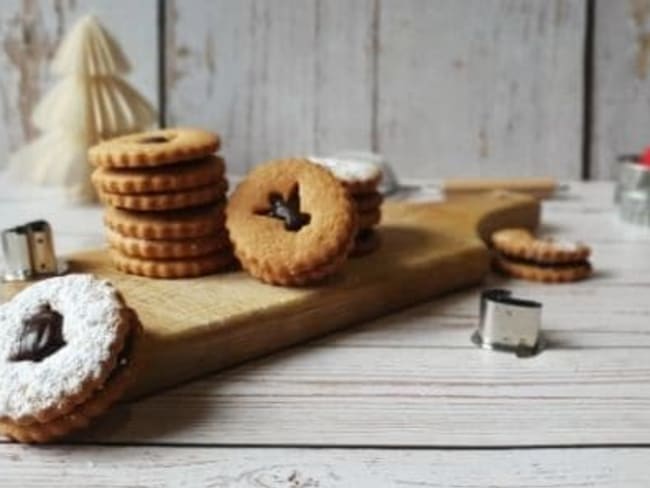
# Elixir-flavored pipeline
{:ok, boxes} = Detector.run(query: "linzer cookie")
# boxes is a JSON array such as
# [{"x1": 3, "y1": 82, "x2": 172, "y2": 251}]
[
  {"x1": 89, "y1": 127, "x2": 220, "y2": 168},
  {"x1": 109, "y1": 249, "x2": 234, "y2": 279},
  {"x1": 106, "y1": 227, "x2": 230, "y2": 259},
  {"x1": 90, "y1": 127, "x2": 233, "y2": 278},
  {"x1": 226, "y1": 158, "x2": 357, "y2": 286},
  {"x1": 308, "y1": 156, "x2": 385, "y2": 257},
  {"x1": 0, "y1": 274, "x2": 141, "y2": 443},
  {"x1": 491, "y1": 228, "x2": 593, "y2": 283},
  {"x1": 91, "y1": 155, "x2": 225, "y2": 194},
  {"x1": 104, "y1": 204, "x2": 226, "y2": 240},
  {"x1": 97, "y1": 180, "x2": 228, "y2": 211}
]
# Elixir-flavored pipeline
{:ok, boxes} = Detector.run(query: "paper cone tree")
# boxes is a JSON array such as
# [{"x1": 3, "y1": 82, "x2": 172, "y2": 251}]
[{"x1": 9, "y1": 15, "x2": 156, "y2": 202}]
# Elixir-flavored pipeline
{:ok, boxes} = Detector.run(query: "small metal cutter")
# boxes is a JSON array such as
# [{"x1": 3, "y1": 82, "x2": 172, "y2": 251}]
[
  {"x1": 1, "y1": 220, "x2": 68, "y2": 282},
  {"x1": 471, "y1": 289, "x2": 544, "y2": 357}
]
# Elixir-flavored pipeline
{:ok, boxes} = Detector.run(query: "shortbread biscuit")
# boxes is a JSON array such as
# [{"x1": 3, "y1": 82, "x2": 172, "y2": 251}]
[
  {"x1": 109, "y1": 249, "x2": 234, "y2": 278},
  {"x1": 358, "y1": 208, "x2": 382, "y2": 230},
  {"x1": 98, "y1": 180, "x2": 228, "y2": 211},
  {"x1": 226, "y1": 158, "x2": 357, "y2": 286},
  {"x1": 0, "y1": 310, "x2": 142, "y2": 443},
  {"x1": 0, "y1": 275, "x2": 135, "y2": 429},
  {"x1": 91, "y1": 155, "x2": 225, "y2": 194},
  {"x1": 104, "y1": 203, "x2": 226, "y2": 240},
  {"x1": 492, "y1": 228, "x2": 591, "y2": 264},
  {"x1": 353, "y1": 191, "x2": 384, "y2": 213},
  {"x1": 308, "y1": 156, "x2": 383, "y2": 194},
  {"x1": 106, "y1": 227, "x2": 230, "y2": 259},
  {"x1": 495, "y1": 255, "x2": 592, "y2": 283},
  {"x1": 350, "y1": 229, "x2": 381, "y2": 257},
  {"x1": 89, "y1": 127, "x2": 220, "y2": 168}
]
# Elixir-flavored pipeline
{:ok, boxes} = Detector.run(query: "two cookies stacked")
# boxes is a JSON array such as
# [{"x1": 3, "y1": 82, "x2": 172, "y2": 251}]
[
  {"x1": 309, "y1": 157, "x2": 384, "y2": 256},
  {"x1": 90, "y1": 128, "x2": 233, "y2": 278}
]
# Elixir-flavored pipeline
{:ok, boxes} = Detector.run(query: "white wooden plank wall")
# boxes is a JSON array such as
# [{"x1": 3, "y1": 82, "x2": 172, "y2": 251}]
[
  {"x1": 166, "y1": 0, "x2": 586, "y2": 178},
  {"x1": 2, "y1": 1, "x2": 650, "y2": 179},
  {"x1": 592, "y1": 0, "x2": 650, "y2": 179},
  {"x1": 0, "y1": 0, "x2": 158, "y2": 167}
]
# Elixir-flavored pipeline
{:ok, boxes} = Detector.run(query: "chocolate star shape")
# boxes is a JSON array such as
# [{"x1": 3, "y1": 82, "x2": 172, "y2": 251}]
[
  {"x1": 259, "y1": 185, "x2": 311, "y2": 231},
  {"x1": 10, "y1": 304, "x2": 66, "y2": 362}
]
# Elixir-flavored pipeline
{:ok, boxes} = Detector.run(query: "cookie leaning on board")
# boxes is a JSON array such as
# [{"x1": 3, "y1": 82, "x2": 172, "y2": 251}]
[
  {"x1": 89, "y1": 128, "x2": 234, "y2": 278},
  {"x1": 0, "y1": 274, "x2": 142, "y2": 443}
]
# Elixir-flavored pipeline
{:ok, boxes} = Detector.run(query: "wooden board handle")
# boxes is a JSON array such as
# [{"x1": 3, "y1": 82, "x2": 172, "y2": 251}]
[{"x1": 443, "y1": 177, "x2": 557, "y2": 199}]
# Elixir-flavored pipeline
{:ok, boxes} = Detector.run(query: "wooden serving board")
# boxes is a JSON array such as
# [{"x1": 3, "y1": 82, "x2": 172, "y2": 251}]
[{"x1": 4, "y1": 192, "x2": 539, "y2": 399}]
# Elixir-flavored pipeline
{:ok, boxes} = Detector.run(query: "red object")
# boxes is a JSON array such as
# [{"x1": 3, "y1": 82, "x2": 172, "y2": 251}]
[{"x1": 641, "y1": 147, "x2": 650, "y2": 167}]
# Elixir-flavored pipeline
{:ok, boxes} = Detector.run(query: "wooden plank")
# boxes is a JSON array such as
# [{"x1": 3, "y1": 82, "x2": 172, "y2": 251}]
[
  {"x1": 1, "y1": 445, "x2": 649, "y2": 487},
  {"x1": 166, "y1": 1, "x2": 586, "y2": 179},
  {"x1": 591, "y1": 0, "x2": 650, "y2": 179},
  {"x1": 165, "y1": 0, "x2": 374, "y2": 176},
  {"x1": 0, "y1": 0, "x2": 158, "y2": 168},
  {"x1": 376, "y1": 0, "x2": 586, "y2": 180}
]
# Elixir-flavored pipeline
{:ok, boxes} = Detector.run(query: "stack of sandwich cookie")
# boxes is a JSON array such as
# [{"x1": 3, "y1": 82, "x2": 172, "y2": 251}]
[
  {"x1": 308, "y1": 157, "x2": 384, "y2": 257},
  {"x1": 0, "y1": 274, "x2": 142, "y2": 443},
  {"x1": 491, "y1": 228, "x2": 592, "y2": 283},
  {"x1": 90, "y1": 128, "x2": 233, "y2": 278}
]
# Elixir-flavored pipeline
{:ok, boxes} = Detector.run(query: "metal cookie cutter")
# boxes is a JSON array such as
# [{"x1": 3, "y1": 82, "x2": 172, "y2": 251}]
[
  {"x1": 471, "y1": 289, "x2": 544, "y2": 357},
  {"x1": 1, "y1": 220, "x2": 68, "y2": 282}
]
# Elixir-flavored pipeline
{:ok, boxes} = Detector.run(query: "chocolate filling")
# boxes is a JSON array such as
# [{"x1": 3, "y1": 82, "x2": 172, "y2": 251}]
[
  {"x1": 10, "y1": 304, "x2": 66, "y2": 362},
  {"x1": 138, "y1": 136, "x2": 170, "y2": 144},
  {"x1": 356, "y1": 228, "x2": 375, "y2": 242},
  {"x1": 257, "y1": 185, "x2": 311, "y2": 231},
  {"x1": 498, "y1": 252, "x2": 591, "y2": 269}
]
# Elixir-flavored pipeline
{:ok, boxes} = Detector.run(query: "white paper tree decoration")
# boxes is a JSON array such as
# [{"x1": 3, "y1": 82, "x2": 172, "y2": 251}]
[{"x1": 9, "y1": 15, "x2": 156, "y2": 202}]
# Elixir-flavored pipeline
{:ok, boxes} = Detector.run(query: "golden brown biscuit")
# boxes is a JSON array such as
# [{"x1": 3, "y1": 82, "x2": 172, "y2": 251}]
[
  {"x1": 494, "y1": 255, "x2": 592, "y2": 283},
  {"x1": 226, "y1": 158, "x2": 357, "y2": 286},
  {"x1": 98, "y1": 180, "x2": 228, "y2": 212},
  {"x1": 353, "y1": 191, "x2": 384, "y2": 213},
  {"x1": 109, "y1": 248, "x2": 235, "y2": 278},
  {"x1": 358, "y1": 208, "x2": 382, "y2": 230},
  {"x1": 492, "y1": 228, "x2": 591, "y2": 264},
  {"x1": 89, "y1": 127, "x2": 220, "y2": 168},
  {"x1": 104, "y1": 203, "x2": 226, "y2": 240},
  {"x1": 91, "y1": 155, "x2": 225, "y2": 194},
  {"x1": 106, "y1": 227, "x2": 230, "y2": 259}
]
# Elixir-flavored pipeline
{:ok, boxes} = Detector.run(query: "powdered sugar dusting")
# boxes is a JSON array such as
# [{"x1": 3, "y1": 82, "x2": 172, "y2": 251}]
[
  {"x1": 308, "y1": 156, "x2": 382, "y2": 183},
  {"x1": 0, "y1": 274, "x2": 124, "y2": 419}
]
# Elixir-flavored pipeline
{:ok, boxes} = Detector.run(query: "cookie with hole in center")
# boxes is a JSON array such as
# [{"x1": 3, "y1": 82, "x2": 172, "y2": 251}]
[
  {"x1": 91, "y1": 155, "x2": 225, "y2": 194},
  {"x1": 0, "y1": 274, "x2": 142, "y2": 443},
  {"x1": 88, "y1": 127, "x2": 220, "y2": 168},
  {"x1": 226, "y1": 158, "x2": 357, "y2": 286}
]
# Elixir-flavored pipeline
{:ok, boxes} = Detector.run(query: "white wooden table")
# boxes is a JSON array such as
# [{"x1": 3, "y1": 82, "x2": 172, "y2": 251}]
[{"x1": 2, "y1": 173, "x2": 650, "y2": 487}]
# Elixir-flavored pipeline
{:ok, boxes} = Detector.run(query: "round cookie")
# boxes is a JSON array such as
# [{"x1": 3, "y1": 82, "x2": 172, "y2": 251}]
[
  {"x1": 98, "y1": 179, "x2": 228, "y2": 211},
  {"x1": 353, "y1": 191, "x2": 384, "y2": 213},
  {"x1": 308, "y1": 156, "x2": 383, "y2": 194},
  {"x1": 91, "y1": 155, "x2": 225, "y2": 194},
  {"x1": 350, "y1": 229, "x2": 381, "y2": 257},
  {"x1": 89, "y1": 127, "x2": 220, "y2": 168},
  {"x1": 494, "y1": 255, "x2": 592, "y2": 283},
  {"x1": 104, "y1": 203, "x2": 226, "y2": 240},
  {"x1": 109, "y1": 249, "x2": 235, "y2": 279},
  {"x1": 226, "y1": 158, "x2": 357, "y2": 286},
  {"x1": 106, "y1": 227, "x2": 230, "y2": 259},
  {"x1": 0, "y1": 275, "x2": 133, "y2": 426},
  {"x1": 358, "y1": 208, "x2": 382, "y2": 230},
  {"x1": 0, "y1": 309, "x2": 142, "y2": 443},
  {"x1": 492, "y1": 228, "x2": 591, "y2": 264}
]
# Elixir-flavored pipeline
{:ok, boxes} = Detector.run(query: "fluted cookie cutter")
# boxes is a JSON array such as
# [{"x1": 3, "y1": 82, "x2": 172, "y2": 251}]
[
  {"x1": 471, "y1": 288, "x2": 544, "y2": 357},
  {"x1": 1, "y1": 220, "x2": 68, "y2": 282}
]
